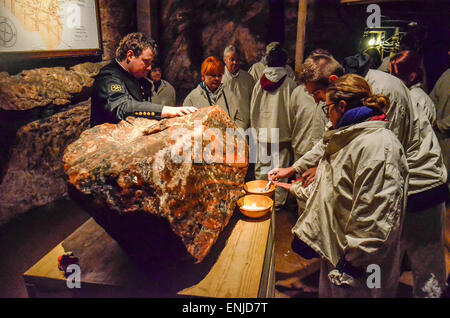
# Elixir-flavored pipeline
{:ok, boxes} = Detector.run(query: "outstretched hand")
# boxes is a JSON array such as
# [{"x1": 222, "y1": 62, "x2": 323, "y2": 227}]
[
  {"x1": 268, "y1": 167, "x2": 296, "y2": 181},
  {"x1": 161, "y1": 106, "x2": 198, "y2": 118}
]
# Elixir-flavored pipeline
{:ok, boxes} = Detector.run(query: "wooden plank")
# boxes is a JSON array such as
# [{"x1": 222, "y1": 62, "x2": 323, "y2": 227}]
[
  {"x1": 24, "y1": 244, "x2": 66, "y2": 283},
  {"x1": 178, "y1": 214, "x2": 272, "y2": 298},
  {"x1": 258, "y1": 210, "x2": 275, "y2": 297},
  {"x1": 295, "y1": 0, "x2": 308, "y2": 76},
  {"x1": 24, "y1": 212, "x2": 273, "y2": 298}
]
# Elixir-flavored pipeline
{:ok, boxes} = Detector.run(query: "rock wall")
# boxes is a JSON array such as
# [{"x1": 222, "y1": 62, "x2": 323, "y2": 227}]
[
  {"x1": 155, "y1": 0, "x2": 365, "y2": 103},
  {"x1": 0, "y1": 1, "x2": 134, "y2": 225},
  {"x1": 158, "y1": 0, "x2": 269, "y2": 100},
  {"x1": 0, "y1": 62, "x2": 108, "y2": 112},
  {"x1": 0, "y1": 61, "x2": 108, "y2": 225},
  {"x1": 0, "y1": 101, "x2": 91, "y2": 225}
]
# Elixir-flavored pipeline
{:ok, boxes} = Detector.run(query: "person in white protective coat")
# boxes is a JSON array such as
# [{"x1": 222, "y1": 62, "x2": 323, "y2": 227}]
[
  {"x1": 388, "y1": 51, "x2": 436, "y2": 123},
  {"x1": 183, "y1": 56, "x2": 249, "y2": 129},
  {"x1": 222, "y1": 45, "x2": 255, "y2": 180},
  {"x1": 289, "y1": 84, "x2": 327, "y2": 215},
  {"x1": 274, "y1": 74, "x2": 409, "y2": 297},
  {"x1": 270, "y1": 53, "x2": 448, "y2": 298},
  {"x1": 148, "y1": 65, "x2": 176, "y2": 106},
  {"x1": 268, "y1": 54, "x2": 344, "y2": 211},
  {"x1": 250, "y1": 45, "x2": 297, "y2": 209},
  {"x1": 287, "y1": 49, "x2": 334, "y2": 214},
  {"x1": 430, "y1": 68, "x2": 450, "y2": 193},
  {"x1": 222, "y1": 45, "x2": 255, "y2": 110},
  {"x1": 248, "y1": 42, "x2": 295, "y2": 83},
  {"x1": 388, "y1": 51, "x2": 449, "y2": 298}
]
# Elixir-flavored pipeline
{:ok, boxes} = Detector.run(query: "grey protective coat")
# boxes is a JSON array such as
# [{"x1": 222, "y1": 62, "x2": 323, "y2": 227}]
[
  {"x1": 292, "y1": 121, "x2": 409, "y2": 297},
  {"x1": 183, "y1": 83, "x2": 249, "y2": 129}
]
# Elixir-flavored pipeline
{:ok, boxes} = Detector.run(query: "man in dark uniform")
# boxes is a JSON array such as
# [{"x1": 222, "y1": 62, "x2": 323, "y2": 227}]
[{"x1": 91, "y1": 32, "x2": 197, "y2": 127}]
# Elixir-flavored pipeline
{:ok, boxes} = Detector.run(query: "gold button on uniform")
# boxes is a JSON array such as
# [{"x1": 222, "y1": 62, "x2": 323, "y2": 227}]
[
  {"x1": 138, "y1": 112, "x2": 143, "y2": 116},
  {"x1": 134, "y1": 112, "x2": 138, "y2": 115},
  {"x1": 151, "y1": 112, "x2": 155, "y2": 116}
]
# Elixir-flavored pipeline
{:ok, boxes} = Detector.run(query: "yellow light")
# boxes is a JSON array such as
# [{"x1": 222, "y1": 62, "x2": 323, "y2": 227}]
[{"x1": 368, "y1": 38, "x2": 376, "y2": 46}]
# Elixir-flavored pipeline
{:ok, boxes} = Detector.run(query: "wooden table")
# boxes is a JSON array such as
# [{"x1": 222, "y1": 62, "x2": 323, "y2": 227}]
[{"x1": 24, "y1": 210, "x2": 275, "y2": 298}]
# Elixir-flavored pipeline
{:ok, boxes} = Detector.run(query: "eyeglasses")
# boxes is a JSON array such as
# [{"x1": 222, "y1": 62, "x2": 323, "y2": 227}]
[{"x1": 321, "y1": 103, "x2": 334, "y2": 116}]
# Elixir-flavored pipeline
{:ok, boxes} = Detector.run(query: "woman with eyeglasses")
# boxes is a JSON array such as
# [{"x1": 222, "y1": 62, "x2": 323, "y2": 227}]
[
  {"x1": 183, "y1": 56, "x2": 249, "y2": 129},
  {"x1": 275, "y1": 74, "x2": 409, "y2": 297}
]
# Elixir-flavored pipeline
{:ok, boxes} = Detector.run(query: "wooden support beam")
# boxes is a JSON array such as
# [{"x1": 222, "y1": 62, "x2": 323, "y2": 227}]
[{"x1": 295, "y1": 0, "x2": 308, "y2": 76}]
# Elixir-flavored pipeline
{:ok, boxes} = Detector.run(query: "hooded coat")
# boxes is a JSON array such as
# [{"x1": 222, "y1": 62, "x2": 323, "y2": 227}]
[
  {"x1": 365, "y1": 69, "x2": 447, "y2": 196},
  {"x1": 404, "y1": 75, "x2": 448, "y2": 298},
  {"x1": 250, "y1": 67, "x2": 297, "y2": 207},
  {"x1": 293, "y1": 70, "x2": 447, "y2": 196},
  {"x1": 250, "y1": 68, "x2": 297, "y2": 143},
  {"x1": 221, "y1": 68, "x2": 254, "y2": 125},
  {"x1": 289, "y1": 85, "x2": 327, "y2": 215},
  {"x1": 183, "y1": 83, "x2": 249, "y2": 129},
  {"x1": 291, "y1": 70, "x2": 447, "y2": 297},
  {"x1": 409, "y1": 83, "x2": 436, "y2": 124},
  {"x1": 248, "y1": 59, "x2": 295, "y2": 83},
  {"x1": 430, "y1": 69, "x2": 450, "y2": 176},
  {"x1": 290, "y1": 85, "x2": 327, "y2": 160},
  {"x1": 292, "y1": 120, "x2": 409, "y2": 297}
]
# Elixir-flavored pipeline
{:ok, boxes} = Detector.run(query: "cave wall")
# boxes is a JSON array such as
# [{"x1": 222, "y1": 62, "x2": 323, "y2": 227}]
[
  {"x1": 99, "y1": 0, "x2": 138, "y2": 61},
  {"x1": 153, "y1": 0, "x2": 448, "y2": 102},
  {"x1": 0, "y1": 0, "x2": 136, "y2": 225},
  {"x1": 0, "y1": 63, "x2": 106, "y2": 225},
  {"x1": 152, "y1": 0, "x2": 368, "y2": 103}
]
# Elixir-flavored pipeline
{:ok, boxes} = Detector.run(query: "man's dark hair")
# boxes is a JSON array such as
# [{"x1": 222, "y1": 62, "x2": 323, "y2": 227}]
[
  {"x1": 115, "y1": 32, "x2": 158, "y2": 61},
  {"x1": 364, "y1": 47, "x2": 382, "y2": 69},
  {"x1": 299, "y1": 54, "x2": 344, "y2": 86},
  {"x1": 267, "y1": 46, "x2": 287, "y2": 67}
]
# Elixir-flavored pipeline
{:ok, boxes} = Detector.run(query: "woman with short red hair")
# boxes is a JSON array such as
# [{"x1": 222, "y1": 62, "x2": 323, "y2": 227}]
[{"x1": 183, "y1": 56, "x2": 249, "y2": 129}]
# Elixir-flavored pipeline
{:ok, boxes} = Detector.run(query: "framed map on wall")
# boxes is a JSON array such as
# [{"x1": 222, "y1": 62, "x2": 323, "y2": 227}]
[{"x1": 0, "y1": 0, "x2": 102, "y2": 58}]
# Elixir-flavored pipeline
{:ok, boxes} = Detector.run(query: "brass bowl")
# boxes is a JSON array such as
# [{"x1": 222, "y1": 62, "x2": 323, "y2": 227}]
[
  {"x1": 244, "y1": 180, "x2": 275, "y2": 197},
  {"x1": 237, "y1": 194, "x2": 273, "y2": 218}
]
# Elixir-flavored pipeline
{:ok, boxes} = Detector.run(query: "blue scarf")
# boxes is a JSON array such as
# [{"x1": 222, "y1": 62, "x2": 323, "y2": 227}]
[{"x1": 336, "y1": 106, "x2": 381, "y2": 129}]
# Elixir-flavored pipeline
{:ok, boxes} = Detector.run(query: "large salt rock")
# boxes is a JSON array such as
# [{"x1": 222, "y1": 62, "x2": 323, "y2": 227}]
[{"x1": 63, "y1": 106, "x2": 248, "y2": 264}]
